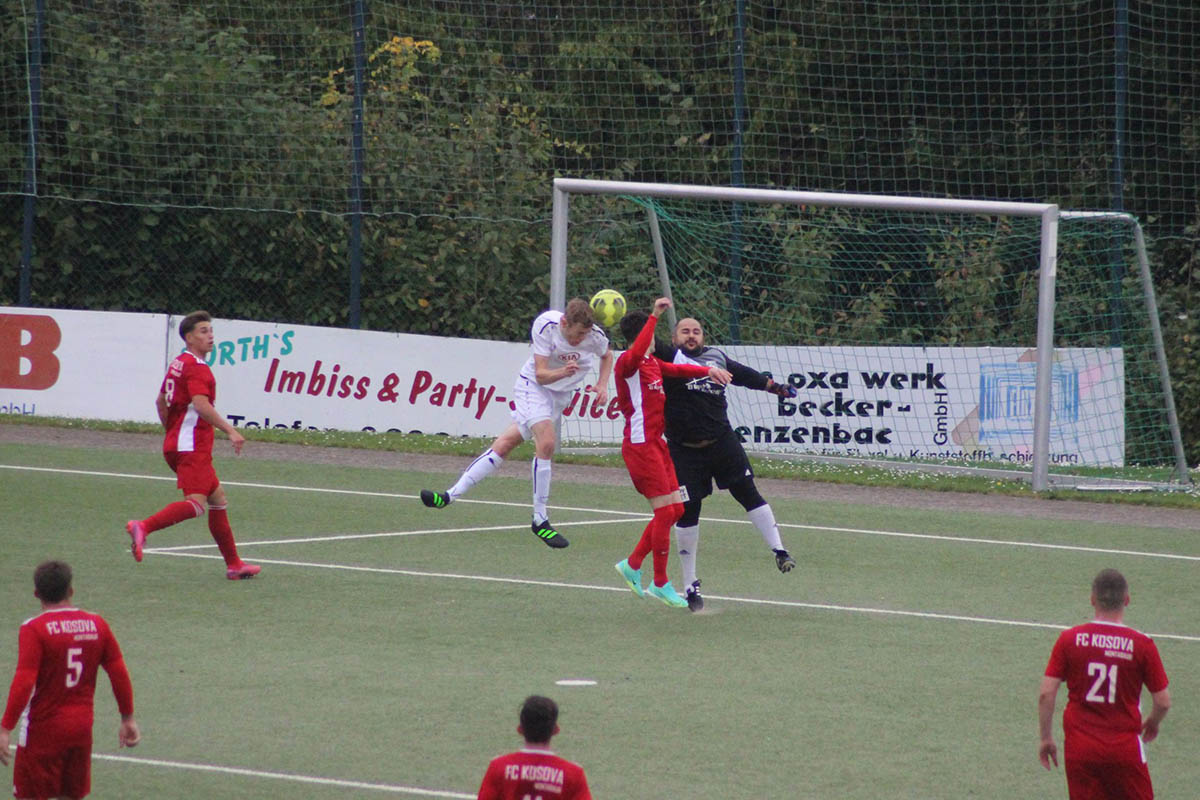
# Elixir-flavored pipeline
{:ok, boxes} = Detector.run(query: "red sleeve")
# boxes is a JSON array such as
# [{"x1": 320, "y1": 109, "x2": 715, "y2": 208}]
[
  {"x1": 571, "y1": 766, "x2": 593, "y2": 800},
  {"x1": 614, "y1": 350, "x2": 636, "y2": 381},
  {"x1": 615, "y1": 315, "x2": 660, "y2": 379},
  {"x1": 659, "y1": 360, "x2": 711, "y2": 379},
  {"x1": 1044, "y1": 631, "x2": 1069, "y2": 679},
  {"x1": 103, "y1": 658, "x2": 135, "y2": 716},
  {"x1": 1143, "y1": 638, "x2": 1169, "y2": 693},
  {"x1": 476, "y1": 759, "x2": 502, "y2": 800},
  {"x1": 2, "y1": 625, "x2": 42, "y2": 730},
  {"x1": 99, "y1": 621, "x2": 134, "y2": 716}
]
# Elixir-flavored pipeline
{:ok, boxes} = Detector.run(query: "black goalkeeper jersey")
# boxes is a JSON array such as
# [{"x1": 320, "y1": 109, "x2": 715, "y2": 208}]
[{"x1": 654, "y1": 342, "x2": 771, "y2": 444}]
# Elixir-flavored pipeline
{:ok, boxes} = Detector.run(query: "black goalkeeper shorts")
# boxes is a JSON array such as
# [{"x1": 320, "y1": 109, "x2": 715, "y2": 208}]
[{"x1": 667, "y1": 428, "x2": 754, "y2": 503}]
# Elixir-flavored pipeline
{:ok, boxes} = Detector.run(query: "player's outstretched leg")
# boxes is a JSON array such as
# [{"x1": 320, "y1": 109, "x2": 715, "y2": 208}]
[
  {"x1": 124, "y1": 498, "x2": 204, "y2": 564},
  {"x1": 420, "y1": 490, "x2": 451, "y2": 508},
  {"x1": 531, "y1": 519, "x2": 568, "y2": 548},
  {"x1": 423, "y1": 446, "x2": 508, "y2": 510}
]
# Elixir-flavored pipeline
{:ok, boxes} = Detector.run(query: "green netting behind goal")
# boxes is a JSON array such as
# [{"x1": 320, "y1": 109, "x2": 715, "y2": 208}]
[{"x1": 558, "y1": 193, "x2": 1181, "y2": 482}]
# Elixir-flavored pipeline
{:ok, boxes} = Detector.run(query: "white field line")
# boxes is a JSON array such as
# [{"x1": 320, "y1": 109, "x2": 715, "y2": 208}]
[
  {"x1": 150, "y1": 551, "x2": 1200, "y2": 643},
  {"x1": 92, "y1": 752, "x2": 472, "y2": 798},
  {"x1": 5, "y1": 463, "x2": 1198, "y2": 563},
  {"x1": 145, "y1": 518, "x2": 635, "y2": 552},
  {"x1": 772, "y1": 523, "x2": 1200, "y2": 563},
  {"x1": 0, "y1": 464, "x2": 649, "y2": 517}
]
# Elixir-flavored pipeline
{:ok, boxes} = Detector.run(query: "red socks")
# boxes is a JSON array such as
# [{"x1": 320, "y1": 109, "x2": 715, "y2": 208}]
[
  {"x1": 142, "y1": 499, "x2": 204, "y2": 534},
  {"x1": 141, "y1": 499, "x2": 241, "y2": 567},
  {"x1": 628, "y1": 503, "x2": 684, "y2": 586},
  {"x1": 207, "y1": 504, "x2": 242, "y2": 567}
]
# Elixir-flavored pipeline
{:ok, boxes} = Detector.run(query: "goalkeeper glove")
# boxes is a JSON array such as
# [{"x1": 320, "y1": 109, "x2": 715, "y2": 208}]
[{"x1": 766, "y1": 379, "x2": 797, "y2": 398}]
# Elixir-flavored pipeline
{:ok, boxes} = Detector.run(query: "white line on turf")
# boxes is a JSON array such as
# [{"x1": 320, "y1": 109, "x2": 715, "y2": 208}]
[
  {"x1": 0, "y1": 464, "x2": 650, "y2": 517},
  {"x1": 145, "y1": 518, "x2": 635, "y2": 552},
  {"x1": 146, "y1": 551, "x2": 1200, "y2": 643},
  {"x1": 0, "y1": 464, "x2": 178, "y2": 482},
  {"x1": 763, "y1": 523, "x2": 1200, "y2": 563},
  {"x1": 92, "y1": 752, "x2": 472, "y2": 798},
  {"x1": 186, "y1": 519, "x2": 1200, "y2": 564},
  {"x1": 6, "y1": 463, "x2": 1198, "y2": 562}
]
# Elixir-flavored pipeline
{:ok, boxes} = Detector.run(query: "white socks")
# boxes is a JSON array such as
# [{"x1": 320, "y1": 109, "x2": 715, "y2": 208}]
[
  {"x1": 675, "y1": 524, "x2": 699, "y2": 586},
  {"x1": 747, "y1": 504, "x2": 783, "y2": 551},
  {"x1": 448, "y1": 449, "x2": 502, "y2": 500},
  {"x1": 531, "y1": 458, "x2": 552, "y2": 524}
]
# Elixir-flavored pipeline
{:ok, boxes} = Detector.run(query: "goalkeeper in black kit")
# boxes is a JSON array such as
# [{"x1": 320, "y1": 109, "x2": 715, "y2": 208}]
[{"x1": 655, "y1": 316, "x2": 798, "y2": 612}]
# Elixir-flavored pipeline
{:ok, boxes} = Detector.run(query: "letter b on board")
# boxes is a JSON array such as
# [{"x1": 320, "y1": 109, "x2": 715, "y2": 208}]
[{"x1": 0, "y1": 314, "x2": 62, "y2": 390}]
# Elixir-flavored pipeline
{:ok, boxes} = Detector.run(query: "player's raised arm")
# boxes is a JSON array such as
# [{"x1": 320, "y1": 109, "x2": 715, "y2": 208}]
[{"x1": 764, "y1": 376, "x2": 798, "y2": 398}]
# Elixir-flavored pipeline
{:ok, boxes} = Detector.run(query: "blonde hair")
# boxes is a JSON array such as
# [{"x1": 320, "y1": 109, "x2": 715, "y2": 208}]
[{"x1": 563, "y1": 297, "x2": 593, "y2": 328}]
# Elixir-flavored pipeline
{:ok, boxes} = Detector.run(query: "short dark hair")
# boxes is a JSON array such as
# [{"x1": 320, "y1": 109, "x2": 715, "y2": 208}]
[
  {"x1": 179, "y1": 310, "x2": 212, "y2": 341},
  {"x1": 34, "y1": 560, "x2": 73, "y2": 603},
  {"x1": 1092, "y1": 569, "x2": 1129, "y2": 611},
  {"x1": 519, "y1": 695, "x2": 559, "y2": 744},
  {"x1": 619, "y1": 310, "x2": 650, "y2": 345}
]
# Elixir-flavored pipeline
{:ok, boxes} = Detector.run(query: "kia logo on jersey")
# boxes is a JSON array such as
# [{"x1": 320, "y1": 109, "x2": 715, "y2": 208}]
[
  {"x1": 560, "y1": 352, "x2": 580, "y2": 362},
  {"x1": 0, "y1": 314, "x2": 62, "y2": 390}
]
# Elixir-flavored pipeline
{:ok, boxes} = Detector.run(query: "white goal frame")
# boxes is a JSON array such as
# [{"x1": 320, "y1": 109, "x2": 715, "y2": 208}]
[{"x1": 548, "y1": 178, "x2": 1189, "y2": 491}]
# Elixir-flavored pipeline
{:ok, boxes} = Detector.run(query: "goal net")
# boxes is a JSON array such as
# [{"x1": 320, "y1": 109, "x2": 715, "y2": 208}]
[{"x1": 550, "y1": 179, "x2": 1188, "y2": 490}]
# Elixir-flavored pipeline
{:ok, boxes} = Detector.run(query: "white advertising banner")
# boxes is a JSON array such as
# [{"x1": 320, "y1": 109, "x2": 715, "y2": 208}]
[
  {"x1": 711, "y1": 346, "x2": 1126, "y2": 468},
  {"x1": 1, "y1": 307, "x2": 544, "y2": 436},
  {"x1": 0, "y1": 307, "x2": 167, "y2": 421},
  {"x1": 163, "y1": 315, "x2": 535, "y2": 435},
  {"x1": 2, "y1": 309, "x2": 1125, "y2": 466}
]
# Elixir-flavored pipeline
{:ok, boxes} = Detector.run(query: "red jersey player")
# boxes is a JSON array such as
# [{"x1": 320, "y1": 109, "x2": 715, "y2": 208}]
[
  {"x1": 612, "y1": 297, "x2": 732, "y2": 608},
  {"x1": 125, "y1": 310, "x2": 261, "y2": 579},
  {"x1": 1, "y1": 561, "x2": 140, "y2": 800},
  {"x1": 477, "y1": 695, "x2": 591, "y2": 800},
  {"x1": 1038, "y1": 568, "x2": 1171, "y2": 800}
]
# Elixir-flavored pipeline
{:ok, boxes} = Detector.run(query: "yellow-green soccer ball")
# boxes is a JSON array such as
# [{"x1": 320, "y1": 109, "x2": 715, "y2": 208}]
[{"x1": 589, "y1": 289, "x2": 627, "y2": 328}]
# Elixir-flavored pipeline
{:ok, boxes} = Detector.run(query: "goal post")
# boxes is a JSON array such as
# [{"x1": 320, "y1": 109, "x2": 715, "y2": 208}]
[{"x1": 549, "y1": 178, "x2": 1189, "y2": 491}]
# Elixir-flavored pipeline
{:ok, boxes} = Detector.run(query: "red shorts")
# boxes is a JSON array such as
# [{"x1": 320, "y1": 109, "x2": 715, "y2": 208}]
[
  {"x1": 164, "y1": 450, "x2": 220, "y2": 496},
  {"x1": 1064, "y1": 757, "x2": 1153, "y2": 800},
  {"x1": 622, "y1": 437, "x2": 679, "y2": 499},
  {"x1": 14, "y1": 740, "x2": 92, "y2": 799}
]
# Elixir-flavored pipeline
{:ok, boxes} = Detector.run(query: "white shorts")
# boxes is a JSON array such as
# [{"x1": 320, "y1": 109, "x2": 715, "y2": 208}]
[{"x1": 511, "y1": 376, "x2": 571, "y2": 440}]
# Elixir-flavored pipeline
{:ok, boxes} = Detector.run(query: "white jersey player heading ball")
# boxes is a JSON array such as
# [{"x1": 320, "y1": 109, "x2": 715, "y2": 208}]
[{"x1": 420, "y1": 298, "x2": 613, "y2": 548}]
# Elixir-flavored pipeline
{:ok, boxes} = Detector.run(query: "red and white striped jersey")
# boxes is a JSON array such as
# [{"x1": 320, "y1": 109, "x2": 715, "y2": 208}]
[
  {"x1": 615, "y1": 314, "x2": 711, "y2": 444},
  {"x1": 161, "y1": 351, "x2": 216, "y2": 454}
]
